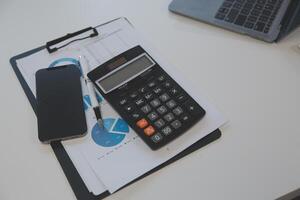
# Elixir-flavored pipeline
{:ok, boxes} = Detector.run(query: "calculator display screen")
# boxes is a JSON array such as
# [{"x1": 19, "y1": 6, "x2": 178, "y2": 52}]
[{"x1": 97, "y1": 54, "x2": 154, "y2": 93}]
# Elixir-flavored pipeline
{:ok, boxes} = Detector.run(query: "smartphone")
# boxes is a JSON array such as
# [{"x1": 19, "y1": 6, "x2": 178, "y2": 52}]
[{"x1": 36, "y1": 65, "x2": 87, "y2": 143}]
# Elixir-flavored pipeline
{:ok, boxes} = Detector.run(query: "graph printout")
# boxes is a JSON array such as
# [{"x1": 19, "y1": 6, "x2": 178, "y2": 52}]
[{"x1": 16, "y1": 18, "x2": 226, "y2": 194}]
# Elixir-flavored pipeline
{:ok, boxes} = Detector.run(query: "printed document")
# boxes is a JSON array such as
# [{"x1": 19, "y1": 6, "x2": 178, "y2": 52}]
[{"x1": 16, "y1": 18, "x2": 226, "y2": 194}]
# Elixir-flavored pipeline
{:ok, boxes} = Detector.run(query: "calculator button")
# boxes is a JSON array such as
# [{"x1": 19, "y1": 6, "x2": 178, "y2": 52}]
[
  {"x1": 154, "y1": 119, "x2": 165, "y2": 128},
  {"x1": 119, "y1": 98, "x2": 128, "y2": 106},
  {"x1": 157, "y1": 105, "x2": 168, "y2": 115},
  {"x1": 144, "y1": 92, "x2": 154, "y2": 100},
  {"x1": 169, "y1": 88, "x2": 180, "y2": 96},
  {"x1": 180, "y1": 113, "x2": 191, "y2": 122},
  {"x1": 157, "y1": 75, "x2": 165, "y2": 82},
  {"x1": 173, "y1": 106, "x2": 183, "y2": 116},
  {"x1": 138, "y1": 86, "x2": 148, "y2": 93},
  {"x1": 177, "y1": 94, "x2": 187, "y2": 102},
  {"x1": 147, "y1": 81, "x2": 157, "y2": 88},
  {"x1": 131, "y1": 112, "x2": 142, "y2": 120},
  {"x1": 129, "y1": 92, "x2": 138, "y2": 99},
  {"x1": 151, "y1": 133, "x2": 163, "y2": 143},
  {"x1": 162, "y1": 81, "x2": 172, "y2": 89},
  {"x1": 150, "y1": 99, "x2": 161, "y2": 108},
  {"x1": 144, "y1": 125, "x2": 155, "y2": 136},
  {"x1": 166, "y1": 100, "x2": 177, "y2": 109},
  {"x1": 135, "y1": 98, "x2": 145, "y2": 106},
  {"x1": 161, "y1": 126, "x2": 172, "y2": 136},
  {"x1": 183, "y1": 100, "x2": 204, "y2": 116},
  {"x1": 147, "y1": 111, "x2": 159, "y2": 121},
  {"x1": 124, "y1": 104, "x2": 135, "y2": 112},
  {"x1": 159, "y1": 93, "x2": 170, "y2": 102},
  {"x1": 153, "y1": 86, "x2": 163, "y2": 94},
  {"x1": 164, "y1": 113, "x2": 175, "y2": 122},
  {"x1": 141, "y1": 104, "x2": 152, "y2": 114},
  {"x1": 136, "y1": 118, "x2": 149, "y2": 129},
  {"x1": 171, "y1": 120, "x2": 182, "y2": 129}
]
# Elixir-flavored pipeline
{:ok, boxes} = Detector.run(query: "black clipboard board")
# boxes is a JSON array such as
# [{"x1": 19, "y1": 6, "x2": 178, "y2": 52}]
[{"x1": 9, "y1": 18, "x2": 222, "y2": 200}]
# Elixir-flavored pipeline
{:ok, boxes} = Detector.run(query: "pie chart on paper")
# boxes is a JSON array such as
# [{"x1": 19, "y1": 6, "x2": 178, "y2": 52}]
[{"x1": 91, "y1": 118, "x2": 130, "y2": 147}]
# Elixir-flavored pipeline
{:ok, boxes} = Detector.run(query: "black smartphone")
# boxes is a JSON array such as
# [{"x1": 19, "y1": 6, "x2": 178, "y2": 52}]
[{"x1": 36, "y1": 65, "x2": 87, "y2": 143}]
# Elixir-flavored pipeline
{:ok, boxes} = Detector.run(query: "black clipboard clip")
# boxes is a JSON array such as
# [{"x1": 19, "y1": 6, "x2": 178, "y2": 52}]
[{"x1": 46, "y1": 27, "x2": 99, "y2": 53}]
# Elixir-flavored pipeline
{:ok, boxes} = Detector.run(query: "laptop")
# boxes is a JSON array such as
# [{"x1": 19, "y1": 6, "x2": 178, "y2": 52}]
[{"x1": 169, "y1": 0, "x2": 300, "y2": 42}]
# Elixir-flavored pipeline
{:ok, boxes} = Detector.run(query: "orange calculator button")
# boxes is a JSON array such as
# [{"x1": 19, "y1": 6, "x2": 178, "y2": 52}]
[
  {"x1": 144, "y1": 126, "x2": 155, "y2": 136},
  {"x1": 136, "y1": 118, "x2": 149, "y2": 129}
]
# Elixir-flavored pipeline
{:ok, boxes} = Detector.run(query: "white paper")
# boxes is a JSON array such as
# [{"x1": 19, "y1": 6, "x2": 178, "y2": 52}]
[
  {"x1": 63, "y1": 141, "x2": 106, "y2": 195},
  {"x1": 16, "y1": 18, "x2": 226, "y2": 194}
]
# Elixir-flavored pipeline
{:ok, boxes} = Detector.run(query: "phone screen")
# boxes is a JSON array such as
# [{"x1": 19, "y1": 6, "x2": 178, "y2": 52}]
[{"x1": 36, "y1": 65, "x2": 87, "y2": 143}]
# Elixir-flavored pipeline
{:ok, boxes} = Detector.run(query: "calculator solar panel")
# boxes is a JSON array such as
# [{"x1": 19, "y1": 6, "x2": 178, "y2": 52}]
[{"x1": 88, "y1": 46, "x2": 206, "y2": 150}]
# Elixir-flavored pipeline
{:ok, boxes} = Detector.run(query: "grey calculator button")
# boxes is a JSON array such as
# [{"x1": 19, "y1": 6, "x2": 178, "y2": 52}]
[
  {"x1": 177, "y1": 94, "x2": 187, "y2": 102},
  {"x1": 144, "y1": 92, "x2": 154, "y2": 100},
  {"x1": 148, "y1": 81, "x2": 156, "y2": 88},
  {"x1": 157, "y1": 75, "x2": 165, "y2": 82},
  {"x1": 141, "y1": 104, "x2": 151, "y2": 114},
  {"x1": 157, "y1": 105, "x2": 168, "y2": 115},
  {"x1": 132, "y1": 112, "x2": 141, "y2": 119},
  {"x1": 148, "y1": 111, "x2": 159, "y2": 121},
  {"x1": 163, "y1": 81, "x2": 172, "y2": 88},
  {"x1": 154, "y1": 119, "x2": 165, "y2": 128},
  {"x1": 164, "y1": 113, "x2": 175, "y2": 122},
  {"x1": 162, "y1": 126, "x2": 172, "y2": 136},
  {"x1": 169, "y1": 88, "x2": 180, "y2": 96},
  {"x1": 138, "y1": 86, "x2": 148, "y2": 93},
  {"x1": 159, "y1": 93, "x2": 170, "y2": 102},
  {"x1": 124, "y1": 104, "x2": 134, "y2": 112},
  {"x1": 130, "y1": 92, "x2": 138, "y2": 99},
  {"x1": 153, "y1": 87, "x2": 163, "y2": 94},
  {"x1": 166, "y1": 100, "x2": 177, "y2": 109},
  {"x1": 119, "y1": 98, "x2": 127, "y2": 105},
  {"x1": 150, "y1": 98, "x2": 161, "y2": 108},
  {"x1": 171, "y1": 120, "x2": 182, "y2": 129},
  {"x1": 173, "y1": 106, "x2": 183, "y2": 116},
  {"x1": 151, "y1": 133, "x2": 163, "y2": 143},
  {"x1": 135, "y1": 98, "x2": 145, "y2": 106}
]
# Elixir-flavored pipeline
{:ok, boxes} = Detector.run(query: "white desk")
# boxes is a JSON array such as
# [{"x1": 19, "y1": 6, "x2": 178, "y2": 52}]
[{"x1": 1, "y1": 0, "x2": 300, "y2": 199}]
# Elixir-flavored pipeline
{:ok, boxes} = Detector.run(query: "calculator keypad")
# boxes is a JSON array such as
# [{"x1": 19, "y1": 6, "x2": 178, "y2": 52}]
[
  {"x1": 117, "y1": 72, "x2": 206, "y2": 150},
  {"x1": 90, "y1": 46, "x2": 205, "y2": 150}
]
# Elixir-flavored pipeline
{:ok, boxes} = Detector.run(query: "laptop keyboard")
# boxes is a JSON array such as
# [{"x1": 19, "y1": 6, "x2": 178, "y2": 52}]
[{"x1": 215, "y1": 0, "x2": 283, "y2": 33}]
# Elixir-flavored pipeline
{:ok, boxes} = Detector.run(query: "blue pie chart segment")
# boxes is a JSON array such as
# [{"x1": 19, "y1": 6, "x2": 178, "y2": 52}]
[
  {"x1": 113, "y1": 118, "x2": 129, "y2": 132},
  {"x1": 83, "y1": 95, "x2": 92, "y2": 110},
  {"x1": 48, "y1": 58, "x2": 82, "y2": 74},
  {"x1": 92, "y1": 118, "x2": 129, "y2": 147},
  {"x1": 103, "y1": 118, "x2": 115, "y2": 131}
]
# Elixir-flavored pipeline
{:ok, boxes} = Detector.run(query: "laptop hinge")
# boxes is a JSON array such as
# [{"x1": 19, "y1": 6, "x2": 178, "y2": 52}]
[{"x1": 276, "y1": 1, "x2": 300, "y2": 41}]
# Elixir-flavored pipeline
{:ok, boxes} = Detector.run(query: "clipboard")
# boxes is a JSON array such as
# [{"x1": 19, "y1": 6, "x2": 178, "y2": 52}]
[{"x1": 9, "y1": 17, "x2": 222, "y2": 200}]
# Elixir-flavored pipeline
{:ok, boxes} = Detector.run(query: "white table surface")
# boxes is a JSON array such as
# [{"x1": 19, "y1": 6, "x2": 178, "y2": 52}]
[{"x1": 1, "y1": 0, "x2": 300, "y2": 199}]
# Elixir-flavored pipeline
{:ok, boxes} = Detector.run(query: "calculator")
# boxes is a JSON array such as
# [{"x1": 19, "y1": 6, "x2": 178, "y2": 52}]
[{"x1": 88, "y1": 46, "x2": 206, "y2": 150}]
